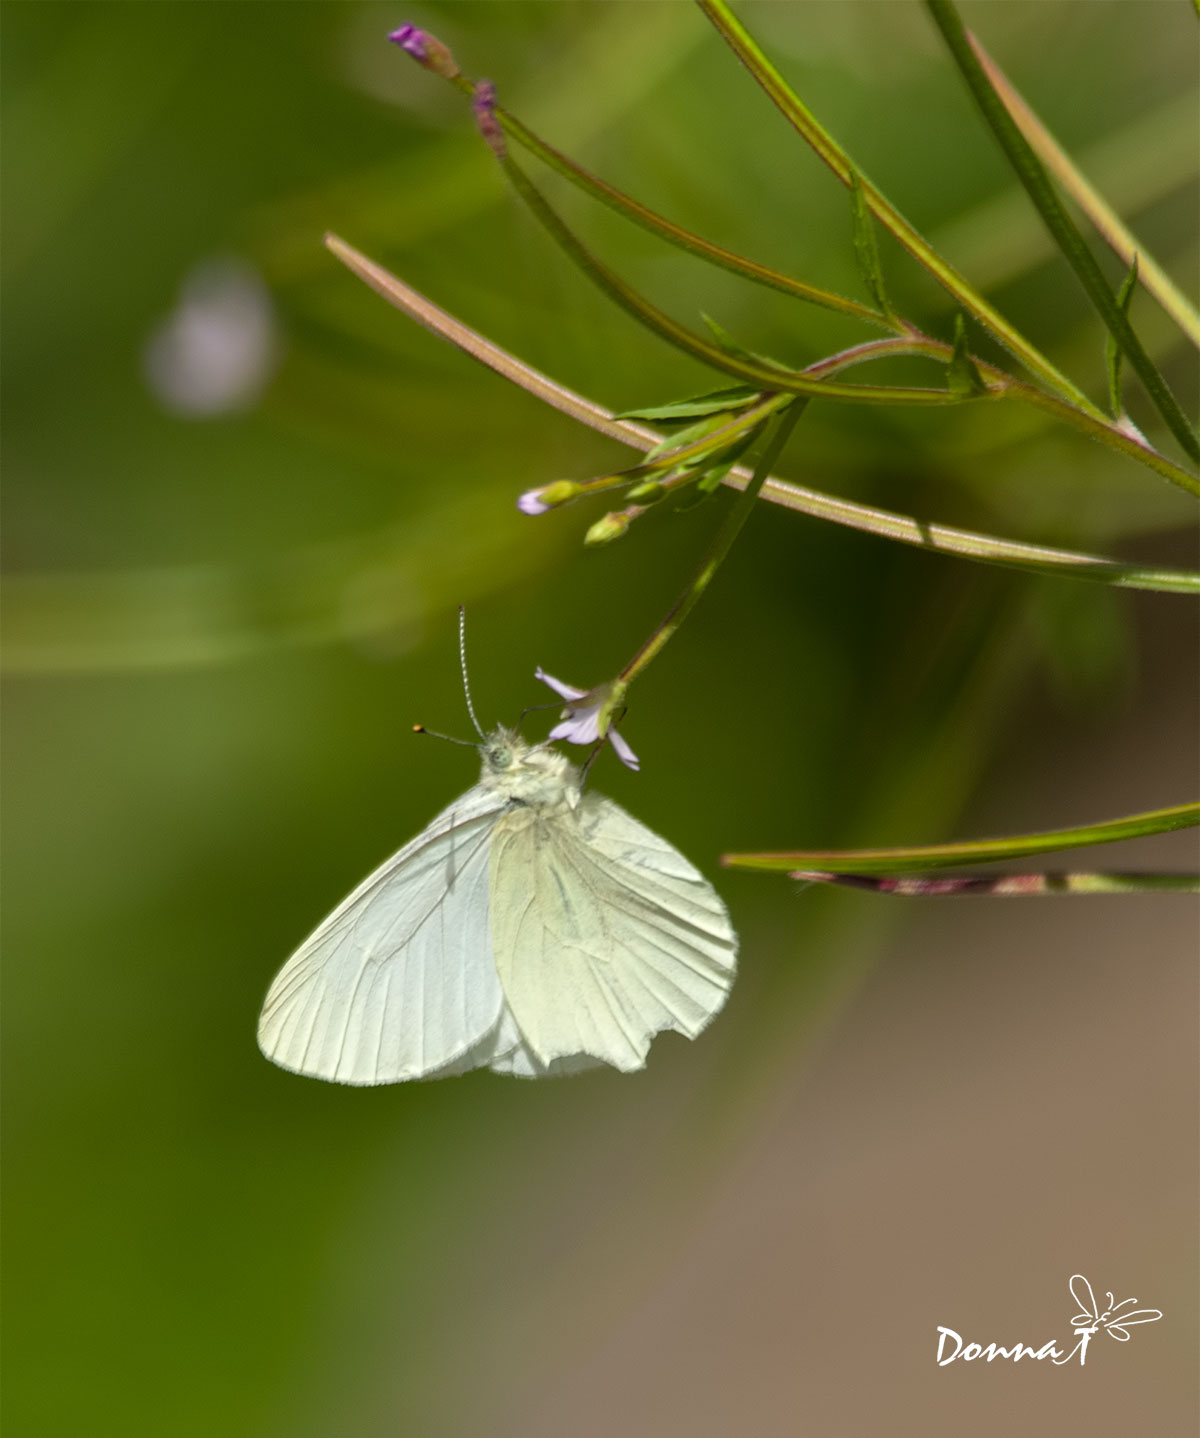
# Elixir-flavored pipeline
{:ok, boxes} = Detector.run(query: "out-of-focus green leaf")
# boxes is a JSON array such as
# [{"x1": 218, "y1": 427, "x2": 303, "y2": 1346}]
[
  {"x1": 948, "y1": 313, "x2": 989, "y2": 398},
  {"x1": 700, "y1": 314, "x2": 790, "y2": 371},
  {"x1": 1106, "y1": 257, "x2": 1140, "y2": 418},
  {"x1": 849, "y1": 169, "x2": 892, "y2": 320}
]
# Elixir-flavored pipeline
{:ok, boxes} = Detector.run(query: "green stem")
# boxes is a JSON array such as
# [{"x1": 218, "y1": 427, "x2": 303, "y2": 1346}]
[
  {"x1": 787, "y1": 332, "x2": 1199, "y2": 496},
  {"x1": 471, "y1": 57, "x2": 1196, "y2": 491},
  {"x1": 536, "y1": 393, "x2": 790, "y2": 505},
  {"x1": 430, "y1": 64, "x2": 895, "y2": 332},
  {"x1": 498, "y1": 150, "x2": 964, "y2": 408},
  {"x1": 696, "y1": 0, "x2": 1100, "y2": 416},
  {"x1": 493, "y1": 103, "x2": 896, "y2": 332},
  {"x1": 637, "y1": 393, "x2": 791, "y2": 469},
  {"x1": 323, "y1": 236, "x2": 1200, "y2": 592},
  {"x1": 619, "y1": 403, "x2": 806, "y2": 687},
  {"x1": 926, "y1": 0, "x2": 1199, "y2": 464},
  {"x1": 723, "y1": 801, "x2": 1200, "y2": 872}
]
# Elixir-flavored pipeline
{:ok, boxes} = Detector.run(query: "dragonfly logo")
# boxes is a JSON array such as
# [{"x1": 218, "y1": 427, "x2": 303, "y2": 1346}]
[{"x1": 936, "y1": 1274, "x2": 1162, "y2": 1368}]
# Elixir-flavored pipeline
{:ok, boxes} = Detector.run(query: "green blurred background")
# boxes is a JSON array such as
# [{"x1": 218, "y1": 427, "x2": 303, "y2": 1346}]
[{"x1": 3, "y1": 3, "x2": 1197, "y2": 1434}]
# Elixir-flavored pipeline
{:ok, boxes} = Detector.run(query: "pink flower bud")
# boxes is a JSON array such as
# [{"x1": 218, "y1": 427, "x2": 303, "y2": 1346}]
[
  {"x1": 472, "y1": 80, "x2": 506, "y2": 158},
  {"x1": 387, "y1": 24, "x2": 460, "y2": 81}
]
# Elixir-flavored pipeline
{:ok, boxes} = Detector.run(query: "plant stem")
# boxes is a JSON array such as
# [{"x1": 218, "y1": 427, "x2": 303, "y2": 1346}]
[
  {"x1": 619, "y1": 403, "x2": 806, "y2": 687},
  {"x1": 723, "y1": 800, "x2": 1200, "y2": 872},
  {"x1": 696, "y1": 0, "x2": 1099, "y2": 415},
  {"x1": 497, "y1": 149, "x2": 965, "y2": 407},
  {"x1": 926, "y1": 0, "x2": 1199, "y2": 464},
  {"x1": 492, "y1": 102, "x2": 897, "y2": 331},
  {"x1": 323, "y1": 236, "x2": 1200, "y2": 592}
]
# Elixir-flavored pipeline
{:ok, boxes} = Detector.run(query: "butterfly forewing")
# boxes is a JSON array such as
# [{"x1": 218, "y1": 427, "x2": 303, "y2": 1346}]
[
  {"x1": 258, "y1": 786, "x2": 514, "y2": 1084},
  {"x1": 489, "y1": 792, "x2": 737, "y2": 1072}
]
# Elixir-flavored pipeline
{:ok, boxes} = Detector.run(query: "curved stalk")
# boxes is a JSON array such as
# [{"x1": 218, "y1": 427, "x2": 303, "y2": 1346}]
[
  {"x1": 324, "y1": 235, "x2": 1200, "y2": 593},
  {"x1": 723, "y1": 801, "x2": 1200, "y2": 873}
]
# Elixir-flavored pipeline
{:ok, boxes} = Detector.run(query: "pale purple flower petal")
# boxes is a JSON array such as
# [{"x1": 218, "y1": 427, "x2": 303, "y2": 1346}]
[
  {"x1": 517, "y1": 480, "x2": 582, "y2": 516},
  {"x1": 608, "y1": 728, "x2": 640, "y2": 772},
  {"x1": 536, "y1": 668, "x2": 639, "y2": 770},
  {"x1": 549, "y1": 714, "x2": 600, "y2": 746},
  {"x1": 387, "y1": 23, "x2": 426, "y2": 60},
  {"x1": 518, "y1": 490, "x2": 551, "y2": 516},
  {"x1": 535, "y1": 667, "x2": 587, "y2": 702},
  {"x1": 386, "y1": 23, "x2": 459, "y2": 79}
]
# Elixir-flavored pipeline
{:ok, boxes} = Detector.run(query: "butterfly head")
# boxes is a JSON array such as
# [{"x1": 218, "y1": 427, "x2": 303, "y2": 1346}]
[{"x1": 480, "y1": 726, "x2": 579, "y2": 808}]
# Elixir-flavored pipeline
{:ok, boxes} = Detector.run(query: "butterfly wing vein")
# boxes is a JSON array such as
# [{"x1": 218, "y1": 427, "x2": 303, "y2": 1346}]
[
  {"x1": 490, "y1": 793, "x2": 737, "y2": 1073},
  {"x1": 258, "y1": 784, "x2": 738, "y2": 1084}
]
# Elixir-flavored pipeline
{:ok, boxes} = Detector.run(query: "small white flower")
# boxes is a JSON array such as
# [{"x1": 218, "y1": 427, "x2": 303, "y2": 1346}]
[{"x1": 535, "y1": 668, "x2": 639, "y2": 771}]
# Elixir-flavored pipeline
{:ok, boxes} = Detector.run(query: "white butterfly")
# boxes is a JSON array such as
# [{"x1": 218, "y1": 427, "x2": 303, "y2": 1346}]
[{"x1": 258, "y1": 727, "x2": 738, "y2": 1082}]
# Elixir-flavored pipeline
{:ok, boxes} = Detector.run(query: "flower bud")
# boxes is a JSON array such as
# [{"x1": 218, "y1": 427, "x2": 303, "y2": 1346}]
[
  {"x1": 472, "y1": 80, "x2": 506, "y2": 158},
  {"x1": 516, "y1": 480, "x2": 582, "y2": 516},
  {"x1": 623, "y1": 479, "x2": 666, "y2": 504},
  {"x1": 584, "y1": 509, "x2": 633, "y2": 546},
  {"x1": 387, "y1": 24, "x2": 460, "y2": 81}
]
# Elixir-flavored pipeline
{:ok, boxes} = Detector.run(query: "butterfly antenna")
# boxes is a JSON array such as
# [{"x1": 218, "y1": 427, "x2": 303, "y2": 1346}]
[
  {"x1": 412, "y1": 724, "x2": 475, "y2": 748},
  {"x1": 458, "y1": 606, "x2": 486, "y2": 739}
]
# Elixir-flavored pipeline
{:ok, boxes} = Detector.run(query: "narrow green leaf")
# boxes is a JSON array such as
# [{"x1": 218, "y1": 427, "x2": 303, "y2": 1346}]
[
  {"x1": 643, "y1": 411, "x2": 739, "y2": 463},
  {"x1": 696, "y1": 426, "x2": 766, "y2": 494},
  {"x1": 623, "y1": 479, "x2": 668, "y2": 504},
  {"x1": 926, "y1": 0, "x2": 1200, "y2": 465},
  {"x1": 696, "y1": 459, "x2": 742, "y2": 497},
  {"x1": 850, "y1": 169, "x2": 892, "y2": 319},
  {"x1": 1106, "y1": 257, "x2": 1139, "y2": 418},
  {"x1": 616, "y1": 386, "x2": 761, "y2": 421},
  {"x1": 948, "y1": 314, "x2": 989, "y2": 398},
  {"x1": 722, "y1": 800, "x2": 1200, "y2": 873},
  {"x1": 701, "y1": 314, "x2": 791, "y2": 371}
]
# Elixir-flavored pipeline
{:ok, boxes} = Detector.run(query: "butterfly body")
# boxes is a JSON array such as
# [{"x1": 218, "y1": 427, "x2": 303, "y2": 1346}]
[
  {"x1": 477, "y1": 727, "x2": 580, "y2": 809},
  {"x1": 258, "y1": 729, "x2": 737, "y2": 1084}
]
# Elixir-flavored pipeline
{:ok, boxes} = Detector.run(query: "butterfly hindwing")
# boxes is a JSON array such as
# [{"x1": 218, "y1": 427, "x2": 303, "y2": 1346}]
[{"x1": 488, "y1": 792, "x2": 738, "y2": 1072}]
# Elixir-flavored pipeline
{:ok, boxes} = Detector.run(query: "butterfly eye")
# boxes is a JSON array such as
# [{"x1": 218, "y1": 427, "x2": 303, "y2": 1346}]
[{"x1": 490, "y1": 746, "x2": 512, "y2": 770}]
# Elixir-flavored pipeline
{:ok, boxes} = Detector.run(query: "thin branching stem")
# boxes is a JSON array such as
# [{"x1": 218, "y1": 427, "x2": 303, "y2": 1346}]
[
  {"x1": 324, "y1": 235, "x2": 1200, "y2": 592},
  {"x1": 695, "y1": 0, "x2": 1098, "y2": 414},
  {"x1": 618, "y1": 403, "x2": 806, "y2": 688}
]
